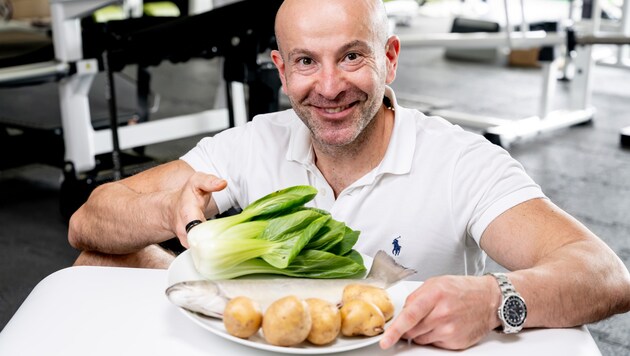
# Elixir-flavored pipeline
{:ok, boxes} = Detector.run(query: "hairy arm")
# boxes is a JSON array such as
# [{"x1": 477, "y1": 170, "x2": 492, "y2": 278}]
[
  {"x1": 381, "y1": 198, "x2": 630, "y2": 350},
  {"x1": 482, "y1": 198, "x2": 630, "y2": 328},
  {"x1": 68, "y1": 160, "x2": 226, "y2": 254}
]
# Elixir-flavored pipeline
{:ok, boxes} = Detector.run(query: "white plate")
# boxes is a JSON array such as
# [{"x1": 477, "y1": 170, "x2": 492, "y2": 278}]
[{"x1": 166, "y1": 250, "x2": 407, "y2": 355}]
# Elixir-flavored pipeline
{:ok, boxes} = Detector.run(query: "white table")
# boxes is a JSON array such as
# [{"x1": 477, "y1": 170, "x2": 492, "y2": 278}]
[{"x1": 0, "y1": 266, "x2": 602, "y2": 356}]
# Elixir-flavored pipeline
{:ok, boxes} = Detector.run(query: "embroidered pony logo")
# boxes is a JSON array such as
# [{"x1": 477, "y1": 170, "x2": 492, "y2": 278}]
[{"x1": 392, "y1": 236, "x2": 401, "y2": 256}]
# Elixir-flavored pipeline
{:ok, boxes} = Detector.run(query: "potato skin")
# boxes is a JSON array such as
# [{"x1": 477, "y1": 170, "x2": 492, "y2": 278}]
[
  {"x1": 223, "y1": 296, "x2": 262, "y2": 339},
  {"x1": 305, "y1": 298, "x2": 341, "y2": 345},
  {"x1": 343, "y1": 284, "x2": 395, "y2": 321},
  {"x1": 262, "y1": 295, "x2": 312, "y2": 346},
  {"x1": 340, "y1": 299, "x2": 385, "y2": 337}
]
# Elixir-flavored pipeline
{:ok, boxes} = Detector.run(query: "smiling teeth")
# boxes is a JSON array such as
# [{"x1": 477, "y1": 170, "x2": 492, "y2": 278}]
[{"x1": 323, "y1": 105, "x2": 349, "y2": 113}]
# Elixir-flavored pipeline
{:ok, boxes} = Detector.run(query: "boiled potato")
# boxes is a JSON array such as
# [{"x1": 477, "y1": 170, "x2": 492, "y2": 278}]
[
  {"x1": 223, "y1": 296, "x2": 262, "y2": 339},
  {"x1": 340, "y1": 299, "x2": 385, "y2": 337},
  {"x1": 305, "y1": 298, "x2": 341, "y2": 345},
  {"x1": 342, "y1": 284, "x2": 395, "y2": 321},
  {"x1": 262, "y1": 295, "x2": 312, "y2": 346}
]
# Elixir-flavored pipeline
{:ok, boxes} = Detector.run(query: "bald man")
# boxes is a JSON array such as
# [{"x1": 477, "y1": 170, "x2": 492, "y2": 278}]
[{"x1": 69, "y1": 0, "x2": 630, "y2": 350}]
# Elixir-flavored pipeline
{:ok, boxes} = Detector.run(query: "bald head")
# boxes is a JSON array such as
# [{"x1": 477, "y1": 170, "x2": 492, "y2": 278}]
[
  {"x1": 274, "y1": 0, "x2": 390, "y2": 56},
  {"x1": 269, "y1": 0, "x2": 400, "y2": 155}
]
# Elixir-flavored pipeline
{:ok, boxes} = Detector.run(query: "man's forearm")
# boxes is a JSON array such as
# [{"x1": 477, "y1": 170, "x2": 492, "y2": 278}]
[
  {"x1": 482, "y1": 199, "x2": 630, "y2": 330},
  {"x1": 68, "y1": 181, "x2": 176, "y2": 254},
  {"x1": 510, "y1": 239, "x2": 630, "y2": 329}
]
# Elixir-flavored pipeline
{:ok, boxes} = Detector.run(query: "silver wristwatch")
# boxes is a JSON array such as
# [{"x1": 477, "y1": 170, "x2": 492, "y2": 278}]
[{"x1": 488, "y1": 272, "x2": 527, "y2": 334}]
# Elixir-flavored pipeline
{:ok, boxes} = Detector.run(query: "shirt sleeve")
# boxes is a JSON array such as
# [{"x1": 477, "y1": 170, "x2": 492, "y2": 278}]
[{"x1": 451, "y1": 137, "x2": 547, "y2": 245}]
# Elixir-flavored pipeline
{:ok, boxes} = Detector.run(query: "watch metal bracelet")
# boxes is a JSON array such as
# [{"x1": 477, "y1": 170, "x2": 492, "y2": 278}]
[
  {"x1": 490, "y1": 272, "x2": 517, "y2": 295},
  {"x1": 488, "y1": 272, "x2": 527, "y2": 334}
]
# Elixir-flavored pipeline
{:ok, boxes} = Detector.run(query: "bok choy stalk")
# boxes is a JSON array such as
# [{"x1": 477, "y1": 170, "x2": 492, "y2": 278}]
[
  {"x1": 192, "y1": 221, "x2": 270, "y2": 270},
  {"x1": 187, "y1": 185, "x2": 365, "y2": 280},
  {"x1": 195, "y1": 250, "x2": 366, "y2": 280}
]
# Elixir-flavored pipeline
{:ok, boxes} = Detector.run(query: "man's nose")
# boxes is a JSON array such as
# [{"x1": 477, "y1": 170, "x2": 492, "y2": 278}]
[{"x1": 315, "y1": 65, "x2": 346, "y2": 100}]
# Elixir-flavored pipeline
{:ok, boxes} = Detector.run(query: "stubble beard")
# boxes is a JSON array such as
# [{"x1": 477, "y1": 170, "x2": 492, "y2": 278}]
[{"x1": 290, "y1": 87, "x2": 385, "y2": 158}]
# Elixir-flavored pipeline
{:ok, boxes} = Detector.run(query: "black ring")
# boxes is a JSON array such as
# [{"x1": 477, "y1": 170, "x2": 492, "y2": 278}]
[{"x1": 185, "y1": 220, "x2": 203, "y2": 233}]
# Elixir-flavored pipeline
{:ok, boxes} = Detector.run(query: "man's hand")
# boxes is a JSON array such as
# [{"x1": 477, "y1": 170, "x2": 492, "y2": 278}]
[
  {"x1": 380, "y1": 275, "x2": 500, "y2": 350},
  {"x1": 170, "y1": 173, "x2": 227, "y2": 247}
]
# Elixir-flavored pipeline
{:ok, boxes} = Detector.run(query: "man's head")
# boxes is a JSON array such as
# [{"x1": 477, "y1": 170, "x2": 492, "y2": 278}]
[{"x1": 271, "y1": 0, "x2": 400, "y2": 152}]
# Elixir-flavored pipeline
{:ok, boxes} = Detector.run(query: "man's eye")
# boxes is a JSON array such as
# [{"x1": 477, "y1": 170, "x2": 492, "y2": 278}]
[
  {"x1": 299, "y1": 58, "x2": 313, "y2": 65},
  {"x1": 346, "y1": 53, "x2": 359, "y2": 61}
]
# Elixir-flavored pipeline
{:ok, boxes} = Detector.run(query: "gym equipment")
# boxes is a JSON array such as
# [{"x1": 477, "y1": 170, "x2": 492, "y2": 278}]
[
  {"x1": 595, "y1": 0, "x2": 630, "y2": 68},
  {"x1": 568, "y1": 0, "x2": 630, "y2": 148},
  {"x1": 444, "y1": 17, "x2": 500, "y2": 62},
  {"x1": 50, "y1": 0, "x2": 280, "y2": 170},
  {"x1": 0, "y1": 0, "x2": 283, "y2": 217},
  {"x1": 383, "y1": 0, "x2": 421, "y2": 27},
  {"x1": 396, "y1": 0, "x2": 630, "y2": 148},
  {"x1": 592, "y1": 0, "x2": 630, "y2": 147}
]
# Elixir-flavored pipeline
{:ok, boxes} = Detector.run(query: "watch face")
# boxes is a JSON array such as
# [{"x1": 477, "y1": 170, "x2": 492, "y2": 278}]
[{"x1": 502, "y1": 295, "x2": 527, "y2": 327}]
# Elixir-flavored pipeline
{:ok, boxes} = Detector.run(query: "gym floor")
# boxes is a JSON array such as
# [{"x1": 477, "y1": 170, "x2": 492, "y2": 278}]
[{"x1": 1, "y1": 1, "x2": 629, "y2": 354}]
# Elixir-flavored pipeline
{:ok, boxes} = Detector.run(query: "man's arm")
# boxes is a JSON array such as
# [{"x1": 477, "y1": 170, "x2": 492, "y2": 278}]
[
  {"x1": 68, "y1": 159, "x2": 226, "y2": 255},
  {"x1": 381, "y1": 198, "x2": 630, "y2": 350},
  {"x1": 481, "y1": 198, "x2": 630, "y2": 327}
]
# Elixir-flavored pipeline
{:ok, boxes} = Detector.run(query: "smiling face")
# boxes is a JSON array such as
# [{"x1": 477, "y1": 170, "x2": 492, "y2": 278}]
[{"x1": 271, "y1": 0, "x2": 399, "y2": 152}]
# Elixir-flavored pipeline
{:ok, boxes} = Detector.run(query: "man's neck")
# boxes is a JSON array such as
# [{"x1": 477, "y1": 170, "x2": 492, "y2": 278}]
[{"x1": 313, "y1": 104, "x2": 395, "y2": 198}]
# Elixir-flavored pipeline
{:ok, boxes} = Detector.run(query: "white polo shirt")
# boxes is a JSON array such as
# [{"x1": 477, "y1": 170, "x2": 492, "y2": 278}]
[{"x1": 181, "y1": 87, "x2": 545, "y2": 280}]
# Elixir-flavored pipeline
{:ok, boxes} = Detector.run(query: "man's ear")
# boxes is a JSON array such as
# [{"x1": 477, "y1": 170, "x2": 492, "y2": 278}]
[
  {"x1": 384, "y1": 36, "x2": 401, "y2": 84},
  {"x1": 270, "y1": 50, "x2": 288, "y2": 94}
]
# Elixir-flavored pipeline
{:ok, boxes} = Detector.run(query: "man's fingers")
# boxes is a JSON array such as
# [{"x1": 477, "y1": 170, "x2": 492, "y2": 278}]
[
  {"x1": 380, "y1": 295, "x2": 434, "y2": 349},
  {"x1": 410, "y1": 329, "x2": 437, "y2": 346},
  {"x1": 168, "y1": 173, "x2": 227, "y2": 249},
  {"x1": 176, "y1": 205, "x2": 208, "y2": 248},
  {"x1": 401, "y1": 318, "x2": 434, "y2": 341},
  {"x1": 185, "y1": 220, "x2": 203, "y2": 234},
  {"x1": 193, "y1": 174, "x2": 227, "y2": 193}
]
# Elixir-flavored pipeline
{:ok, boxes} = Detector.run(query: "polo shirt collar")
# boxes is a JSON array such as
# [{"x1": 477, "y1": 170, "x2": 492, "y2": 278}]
[
  {"x1": 286, "y1": 112, "x2": 314, "y2": 165},
  {"x1": 286, "y1": 86, "x2": 416, "y2": 180}
]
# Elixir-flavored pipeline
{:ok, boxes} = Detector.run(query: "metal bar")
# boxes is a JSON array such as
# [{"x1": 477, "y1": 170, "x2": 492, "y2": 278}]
[
  {"x1": 136, "y1": 66, "x2": 150, "y2": 124},
  {"x1": 428, "y1": 109, "x2": 514, "y2": 130},
  {"x1": 503, "y1": 0, "x2": 513, "y2": 49},
  {"x1": 103, "y1": 52, "x2": 123, "y2": 181},
  {"x1": 484, "y1": 108, "x2": 595, "y2": 147},
  {"x1": 93, "y1": 109, "x2": 230, "y2": 154},
  {"x1": 397, "y1": 30, "x2": 565, "y2": 49},
  {"x1": 519, "y1": 0, "x2": 528, "y2": 33},
  {"x1": 576, "y1": 33, "x2": 630, "y2": 45},
  {"x1": 58, "y1": 63, "x2": 98, "y2": 173},
  {"x1": 230, "y1": 81, "x2": 248, "y2": 126},
  {"x1": 225, "y1": 78, "x2": 235, "y2": 128},
  {"x1": 0, "y1": 61, "x2": 69, "y2": 84},
  {"x1": 619, "y1": 0, "x2": 630, "y2": 61},
  {"x1": 539, "y1": 60, "x2": 559, "y2": 119}
]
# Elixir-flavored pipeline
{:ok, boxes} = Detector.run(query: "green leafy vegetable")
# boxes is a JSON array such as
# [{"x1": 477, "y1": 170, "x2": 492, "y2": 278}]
[
  {"x1": 195, "y1": 250, "x2": 366, "y2": 280},
  {"x1": 187, "y1": 185, "x2": 365, "y2": 280}
]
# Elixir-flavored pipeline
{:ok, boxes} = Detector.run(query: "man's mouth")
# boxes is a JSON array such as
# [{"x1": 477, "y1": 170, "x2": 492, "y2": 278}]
[{"x1": 321, "y1": 104, "x2": 351, "y2": 114}]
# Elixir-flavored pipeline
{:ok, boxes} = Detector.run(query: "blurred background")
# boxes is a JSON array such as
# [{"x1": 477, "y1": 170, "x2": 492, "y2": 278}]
[{"x1": 1, "y1": 0, "x2": 629, "y2": 354}]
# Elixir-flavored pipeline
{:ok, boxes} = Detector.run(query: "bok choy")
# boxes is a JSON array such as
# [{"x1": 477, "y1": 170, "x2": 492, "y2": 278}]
[{"x1": 187, "y1": 185, "x2": 365, "y2": 279}]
